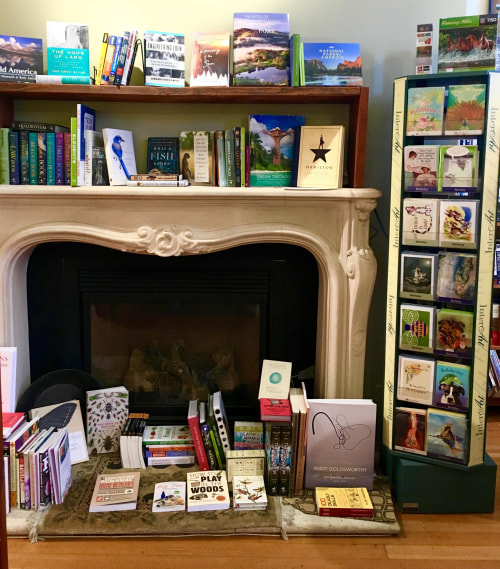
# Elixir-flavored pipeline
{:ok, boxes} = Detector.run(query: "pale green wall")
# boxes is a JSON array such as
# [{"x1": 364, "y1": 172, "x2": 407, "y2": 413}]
[{"x1": 1, "y1": 0, "x2": 488, "y2": 408}]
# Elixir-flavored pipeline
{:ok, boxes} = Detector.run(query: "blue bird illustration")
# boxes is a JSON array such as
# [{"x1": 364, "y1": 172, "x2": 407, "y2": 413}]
[{"x1": 111, "y1": 135, "x2": 130, "y2": 178}]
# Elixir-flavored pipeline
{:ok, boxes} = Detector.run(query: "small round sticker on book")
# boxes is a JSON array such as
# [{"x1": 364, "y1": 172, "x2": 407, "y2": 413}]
[{"x1": 269, "y1": 372, "x2": 282, "y2": 384}]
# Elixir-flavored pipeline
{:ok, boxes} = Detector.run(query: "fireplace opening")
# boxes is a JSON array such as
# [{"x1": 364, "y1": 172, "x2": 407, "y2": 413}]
[{"x1": 27, "y1": 242, "x2": 319, "y2": 421}]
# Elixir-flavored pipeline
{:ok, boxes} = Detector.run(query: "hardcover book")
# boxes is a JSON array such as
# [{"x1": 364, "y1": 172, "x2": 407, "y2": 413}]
[
  {"x1": 2, "y1": 411, "x2": 24, "y2": 439},
  {"x1": 399, "y1": 251, "x2": 437, "y2": 301},
  {"x1": 401, "y1": 197, "x2": 439, "y2": 246},
  {"x1": 435, "y1": 308, "x2": 474, "y2": 358},
  {"x1": 397, "y1": 354, "x2": 435, "y2": 406},
  {"x1": 232, "y1": 475, "x2": 268, "y2": 510},
  {"x1": 102, "y1": 128, "x2": 137, "y2": 185},
  {"x1": 233, "y1": 421, "x2": 264, "y2": 450},
  {"x1": 406, "y1": 86, "x2": 445, "y2": 136},
  {"x1": 445, "y1": 84, "x2": 486, "y2": 135},
  {"x1": 426, "y1": 408, "x2": 468, "y2": 464},
  {"x1": 436, "y1": 252, "x2": 477, "y2": 303},
  {"x1": 0, "y1": 346, "x2": 17, "y2": 413},
  {"x1": 399, "y1": 303, "x2": 435, "y2": 353},
  {"x1": 416, "y1": 23, "x2": 433, "y2": 74},
  {"x1": 435, "y1": 360, "x2": 471, "y2": 412},
  {"x1": 186, "y1": 470, "x2": 230, "y2": 512},
  {"x1": 258, "y1": 359, "x2": 292, "y2": 400},
  {"x1": 438, "y1": 199, "x2": 478, "y2": 249},
  {"x1": 438, "y1": 145, "x2": 478, "y2": 191},
  {"x1": 187, "y1": 399, "x2": 209, "y2": 471},
  {"x1": 152, "y1": 481, "x2": 186, "y2": 512},
  {"x1": 294, "y1": 125, "x2": 345, "y2": 188},
  {"x1": 394, "y1": 407, "x2": 427, "y2": 456},
  {"x1": 212, "y1": 390, "x2": 231, "y2": 455},
  {"x1": 404, "y1": 145, "x2": 438, "y2": 190},
  {"x1": 0, "y1": 35, "x2": 43, "y2": 83},
  {"x1": 315, "y1": 486, "x2": 373, "y2": 518},
  {"x1": 179, "y1": 131, "x2": 214, "y2": 185},
  {"x1": 144, "y1": 31, "x2": 185, "y2": 87},
  {"x1": 249, "y1": 114, "x2": 305, "y2": 186},
  {"x1": 264, "y1": 422, "x2": 281, "y2": 495},
  {"x1": 146, "y1": 137, "x2": 179, "y2": 174},
  {"x1": 260, "y1": 398, "x2": 292, "y2": 421},
  {"x1": 76, "y1": 104, "x2": 96, "y2": 187},
  {"x1": 83, "y1": 130, "x2": 107, "y2": 186},
  {"x1": 86, "y1": 386, "x2": 129, "y2": 455},
  {"x1": 304, "y1": 399, "x2": 376, "y2": 490},
  {"x1": 89, "y1": 471, "x2": 140, "y2": 512},
  {"x1": 46, "y1": 21, "x2": 90, "y2": 76},
  {"x1": 190, "y1": 32, "x2": 230, "y2": 86},
  {"x1": 100, "y1": 35, "x2": 117, "y2": 84},
  {"x1": 232, "y1": 12, "x2": 290, "y2": 86},
  {"x1": 302, "y1": 42, "x2": 362, "y2": 86},
  {"x1": 142, "y1": 425, "x2": 192, "y2": 446}
]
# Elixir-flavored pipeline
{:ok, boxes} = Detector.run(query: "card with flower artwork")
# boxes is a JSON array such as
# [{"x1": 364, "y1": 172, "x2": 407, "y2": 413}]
[{"x1": 406, "y1": 86, "x2": 445, "y2": 136}]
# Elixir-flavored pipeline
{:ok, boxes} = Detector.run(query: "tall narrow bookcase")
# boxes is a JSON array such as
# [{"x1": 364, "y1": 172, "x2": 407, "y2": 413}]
[{"x1": 382, "y1": 71, "x2": 499, "y2": 513}]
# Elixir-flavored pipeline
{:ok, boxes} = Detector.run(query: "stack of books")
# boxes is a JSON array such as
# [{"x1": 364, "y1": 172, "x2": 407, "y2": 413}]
[
  {"x1": 142, "y1": 425, "x2": 195, "y2": 466},
  {"x1": 95, "y1": 29, "x2": 139, "y2": 86},
  {"x1": 232, "y1": 475, "x2": 268, "y2": 510},
  {"x1": 120, "y1": 413, "x2": 149, "y2": 469}
]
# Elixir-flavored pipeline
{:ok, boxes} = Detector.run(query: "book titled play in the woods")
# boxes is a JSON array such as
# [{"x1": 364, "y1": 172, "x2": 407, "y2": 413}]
[
  {"x1": 302, "y1": 42, "x2": 362, "y2": 86},
  {"x1": 190, "y1": 32, "x2": 230, "y2": 86},
  {"x1": 0, "y1": 35, "x2": 43, "y2": 82}
]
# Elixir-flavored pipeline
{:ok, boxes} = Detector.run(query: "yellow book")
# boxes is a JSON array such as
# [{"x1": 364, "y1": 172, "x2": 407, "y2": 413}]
[
  {"x1": 95, "y1": 33, "x2": 109, "y2": 86},
  {"x1": 315, "y1": 487, "x2": 374, "y2": 518}
]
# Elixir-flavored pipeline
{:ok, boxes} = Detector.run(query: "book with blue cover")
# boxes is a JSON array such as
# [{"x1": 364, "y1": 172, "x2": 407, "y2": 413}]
[
  {"x1": 46, "y1": 21, "x2": 89, "y2": 76},
  {"x1": 0, "y1": 35, "x2": 43, "y2": 82},
  {"x1": 302, "y1": 42, "x2": 362, "y2": 86}
]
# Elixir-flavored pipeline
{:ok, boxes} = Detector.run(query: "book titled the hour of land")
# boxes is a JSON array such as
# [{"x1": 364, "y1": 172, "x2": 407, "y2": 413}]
[
  {"x1": 436, "y1": 252, "x2": 477, "y2": 303},
  {"x1": 435, "y1": 360, "x2": 470, "y2": 412},
  {"x1": 404, "y1": 145, "x2": 438, "y2": 190},
  {"x1": 438, "y1": 199, "x2": 478, "y2": 249},
  {"x1": 397, "y1": 354, "x2": 435, "y2": 406},
  {"x1": 302, "y1": 42, "x2": 362, "y2": 86},
  {"x1": 46, "y1": 21, "x2": 90, "y2": 76},
  {"x1": 152, "y1": 481, "x2": 186, "y2": 512},
  {"x1": 147, "y1": 137, "x2": 179, "y2": 174},
  {"x1": 445, "y1": 84, "x2": 486, "y2": 135},
  {"x1": 102, "y1": 128, "x2": 137, "y2": 185},
  {"x1": 399, "y1": 303, "x2": 435, "y2": 353},
  {"x1": 0, "y1": 35, "x2": 43, "y2": 83},
  {"x1": 400, "y1": 251, "x2": 437, "y2": 301},
  {"x1": 394, "y1": 406, "x2": 427, "y2": 456},
  {"x1": 315, "y1": 486, "x2": 373, "y2": 517},
  {"x1": 89, "y1": 471, "x2": 140, "y2": 512},
  {"x1": 294, "y1": 125, "x2": 345, "y2": 188},
  {"x1": 426, "y1": 408, "x2": 468, "y2": 464},
  {"x1": 144, "y1": 31, "x2": 185, "y2": 87},
  {"x1": 438, "y1": 145, "x2": 478, "y2": 191},
  {"x1": 186, "y1": 470, "x2": 230, "y2": 512},
  {"x1": 435, "y1": 308, "x2": 474, "y2": 358},
  {"x1": 401, "y1": 197, "x2": 440, "y2": 247},
  {"x1": 406, "y1": 86, "x2": 445, "y2": 136},
  {"x1": 190, "y1": 32, "x2": 230, "y2": 87}
]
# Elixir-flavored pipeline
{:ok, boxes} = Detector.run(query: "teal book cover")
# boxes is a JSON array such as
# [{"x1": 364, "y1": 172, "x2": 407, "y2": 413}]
[
  {"x1": 46, "y1": 132, "x2": 55, "y2": 185},
  {"x1": 46, "y1": 21, "x2": 89, "y2": 76}
]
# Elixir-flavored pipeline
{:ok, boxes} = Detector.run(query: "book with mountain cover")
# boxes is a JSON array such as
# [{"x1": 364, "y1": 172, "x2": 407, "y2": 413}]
[{"x1": 302, "y1": 42, "x2": 362, "y2": 86}]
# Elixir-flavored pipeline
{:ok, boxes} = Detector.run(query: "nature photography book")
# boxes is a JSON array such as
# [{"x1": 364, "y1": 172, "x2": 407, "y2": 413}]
[
  {"x1": 435, "y1": 308, "x2": 474, "y2": 358},
  {"x1": 152, "y1": 481, "x2": 186, "y2": 512},
  {"x1": 399, "y1": 251, "x2": 437, "y2": 301},
  {"x1": 438, "y1": 199, "x2": 478, "y2": 249},
  {"x1": 179, "y1": 130, "x2": 214, "y2": 185},
  {"x1": 426, "y1": 408, "x2": 468, "y2": 464},
  {"x1": 0, "y1": 35, "x2": 43, "y2": 83},
  {"x1": 143, "y1": 31, "x2": 185, "y2": 87},
  {"x1": 46, "y1": 21, "x2": 89, "y2": 76},
  {"x1": 86, "y1": 386, "x2": 129, "y2": 455},
  {"x1": 401, "y1": 197, "x2": 439, "y2": 246},
  {"x1": 232, "y1": 12, "x2": 290, "y2": 86},
  {"x1": 445, "y1": 84, "x2": 486, "y2": 135},
  {"x1": 249, "y1": 114, "x2": 305, "y2": 186},
  {"x1": 394, "y1": 407, "x2": 427, "y2": 456},
  {"x1": 102, "y1": 128, "x2": 137, "y2": 185},
  {"x1": 399, "y1": 303, "x2": 435, "y2": 353},
  {"x1": 397, "y1": 354, "x2": 435, "y2": 406},
  {"x1": 190, "y1": 32, "x2": 230, "y2": 86},
  {"x1": 438, "y1": 145, "x2": 478, "y2": 191},
  {"x1": 147, "y1": 137, "x2": 179, "y2": 174},
  {"x1": 294, "y1": 125, "x2": 345, "y2": 188},
  {"x1": 302, "y1": 42, "x2": 362, "y2": 86},
  {"x1": 436, "y1": 252, "x2": 477, "y2": 303},
  {"x1": 403, "y1": 145, "x2": 438, "y2": 190},
  {"x1": 435, "y1": 361, "x2": 470, "y2": 412},
  {"x1": 186, "y1": 470, "x2": 230, "y2": 512},
  {"x1": 315, "y1": 486, "x2": 374, "y2": 518},
  {"x1": 89, "y1": 471, "x2": 140, "y2": 512},
  {"x1": 406, "y1": 86, "x2": 445, "y2": 135}
]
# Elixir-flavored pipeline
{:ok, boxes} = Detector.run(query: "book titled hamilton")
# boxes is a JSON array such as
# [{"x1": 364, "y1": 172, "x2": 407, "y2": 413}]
[
  {"x1": 144, "y1": 31, "x2": 185, "y2": 87},
  {"x1": 186, "y1": 470, "x2": 230, "y2": 512},
  {"x1": 46, "y1": 21, "x2": 90, "y2": 76},
  {"x1": 89, "y1": 471, "x2": 140, "y2": 512},
  {"x1": 0, "y1": 35, "x2": 43, "y2": 83},
  {"x1": 315, "y1": 486, "x2": 373, "y2": 518},
  {"x1": 302, "y1": 42, "x2": 362, "y2": 86}
]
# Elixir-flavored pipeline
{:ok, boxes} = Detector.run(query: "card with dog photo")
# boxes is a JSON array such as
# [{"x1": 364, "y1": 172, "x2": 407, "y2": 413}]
[
  {"x1": 397, "y1": 354, "x2": 435, "y2": 406},
  {"x1": 394, "y1": 406, "x2": 427, "y2": 456},
  {"x1": 434, "y1": 361, "x2": 470, "y2": 412},
  {"x1": 426, "y1": 408, "x2": 468, "y2": 464}
]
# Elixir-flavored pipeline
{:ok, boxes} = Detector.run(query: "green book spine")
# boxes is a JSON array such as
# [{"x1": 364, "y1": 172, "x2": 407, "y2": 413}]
[
  {"x1": 28, "y1": 132, "x2": 38, "y2": 184},
  {"x1": 240, "y1": 126, "x2": 246, "y2": 187},
  {"x1": 0, "y1": 128, "x2": 10, "y2": 184},
  {"x1": 46, "y1": 132, "x2": 55, "y2": 185},
  {"x1": 233, "y1": 126, "x2": 241, "y2": 187},
  {"x1": 299, "y1": 42, "x2": 305, "y2": 87},
  {"x1": 70, "y1": 117, "x2": 77, "y2": 187},
  {"x1": 224, "y1": 129, "x2": 235, "y2": 187},
  {"x1": 18, "y1": 131, "x2": 30, "y2": 185},
  {"x1": 37, "y1": 132, "x2": 46, "y2": 185}
]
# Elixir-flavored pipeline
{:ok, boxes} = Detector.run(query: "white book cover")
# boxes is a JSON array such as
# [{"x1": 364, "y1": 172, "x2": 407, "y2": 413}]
[
  {"x1": 258, "y1": 359, "x2": 292, "y2": 400},
  {"x1": 232, "y1": 475, "x2": 268, "y2": 510},
  {"x1": 397, "y1": 354, "x2": 435, "y2": 406},
  {"x1": 402, "y1": 197, "x2": 439, "y2": 246},
  {"x1": 102, "y1": 128, "x2": 137, "y2": 185},
  {"x1": 86, "y1": 386, "x2": 129, "y2": 455},
  {"x1": 76, "y1": 104, "x2": 96, "y2": 186},
  {"x1": 438, "y1": 199, "x2": 478, "y2": 249},
  {"x1": 0, "y1": 347, "x2": 17, "y2": 413},
  {"x1": 152, "y1": 481, "x2": 186, "y2": 512},
  {"x1": 212, "y1": 391, "x2": 231, "y2": 455},
  {"x1": 186, "y1": 470, "x2": 230, "y2": 512},
  {"x1": 144, "y1": 31, "x2": 185, "y2": 87}
]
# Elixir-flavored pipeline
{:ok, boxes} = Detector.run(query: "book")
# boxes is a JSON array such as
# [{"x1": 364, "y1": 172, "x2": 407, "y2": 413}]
[
  {"x1": 86, "y1": 386, "x2": 129, "y2": 455},
  {"x1": 438, "y1": 145, "x2": 478, "y2": 191},
  {"x1": 94, "y1": 33, "x2": 109, "y2": 86},
  {"x1": 46, "y1": 132, "x2": 55, "y2": 185},
  {"x1": 288, "y1": 387, "x2": 303, "y2": 496},
  {"x1": 438, "y1": 199, "x2": 478, "y2": 249},
  {"x1": 142, "y1": 425, "x2": 192, "y2": 446},
  {"x1": 258, "y1": 359, "x2": 292, "y2": 400},
  {"x1": 416, "y1": 23, "x2": 433, "y2": 74},
  {"x1": 233, "y1": 421, "x2": 264, "y2": 450},
  {"x1": 152, "y1": 481, "x2": 186, "y2": 512},
  {"x1": 113, "y1": 32, "x2": 130, "y2": 86},
  {"x1": 232, "y1": 475, "x2": 268, "y2": 510},
  {"x1": 146, "y1": 137, "x2": 179, "y2": 174},
  {"x1": 46, "y1": 21, "x2": 89, "y2": 77},
  {"x1": 304, "y1": 399, "x2": 377, "y2": 490},
  {"x1": 190, "y1": 32, "x2": 230, "y2": 87},
  {"x1": 70, "y1": 116, "x2": 77, "y2": 186},
  {"x1": 212, "y1": 391, "x2": 231, "y2": 456},
  {"x1": 48, "y1": 428, "x2": 72, "y2": 505},
  {"x1": 35, "y1": 75, "x2": 91, "y2": 84},
  {"x1": 232, "y1": 12, "x2": 290, "y2": 86},
  {"x1": 129, "y1": 173, "x2": 182, "y2": 181},
  {"x1": 224, "y1": 128, "x2": 236, "y2": 187},
  {"x1": 289, "y1": 34, "x2": 302, "y2": 86},
  {"x1": 186, "y1": 470, "x2": 230, "y2": 512},
  {"x1": 404, "y1": 145, "x2": 439, "y2": 190},
  {"x1": 187, "y1": 399, "x2": 210, "y2": 471},
  {"x1": 436, "y1": 252, "x2": 477, "y2": 303},
  {"x1": 0, "y1": 346, "x2": 17, "y2": 413},
  {"x1": 264, "y1": 422, "x2": 281, "y2": 495},
  {"x1": 394, "y1": 406, "x2": 427, "y2": 456},
  {"x1": 121, "y1": 29, "x2": 139, "y2": 86},
  {"x1": 401, "y1": 197, "x2": 439, "y2": 246},
  {"x1": 28, "y1": 131, "x2": 37, "y2": 184},
  {"x1": 199, "y1": 401, "x2": 218, "y2": 470},
  {"x1": 55, "y1": 132, "x2": 64, "y2": 185},
  {"x1": 278, "y1": 422, "x2": 292, "y2": 496},
  {"x1": 302, "y1": 42, "x2": 362, "y2": 86},
  {"x1": 76, "y1": 104, "x2": 96, "y2": 187},
  {"x1": 11, "y1": 121, "x2": 69, "y2": 133},
  {"x1": 294, "y1": 382, "x2": 310, "y2": 495},
  {"x1": 315, "y1": 486, "x2": 374, "y2": 518},
  {"x1": 102, "y1": 128, "x2": 137, "y2": 185},
  {"x1": 108, "y1": 35, "x2": 123, "y2": 85},
  {"x1": 399, "y1": 251, "x2": 437, "y2": 301},
  {"x1": 225, "y1": 449, "x2": 266, "y2": 484},
  {"x1": 249, "y1": 114, "x2": 305, "y2": 186},
  {"x1": 435, "y1": 361, "x2": 471, "y2": 412},
  {"x1": 397, "y1": 354, "x2": 435, "y2": 406},
  {"x1": 260, "y1": 398, "x2": 292, "y2": 421},
  {"x1": 435, "y1": 308, "x2": 474, "y2": 358},
  {"x1": 214, "y1": 130, "x2": 226, "y2": 186},
  {"x1": 37, "y1": 132, "x2": 46, "y2": 185},
  {"x1": 406, "y1": 86, "x2": 445, "y2": 135},
  {"x1": 426, "y1": 408, "x2": 468, "y2": 464},
  {"x1": 100, "y1": 35, "x2": 117, "y2": 84},
  {"x1": 0, "y1": 35, "x2": 43, "y2": 83},
  {"x1": 179, "y1": 131, "x2": 214, "y2": 185},
  {"x1": 89, "y1": 471, "x2": 140, "y2": 512},
  {"x1": 8, "y1": 130, "x2": 19, "y2": 184},
  {"x1": 399, "y1": 303, "x2": 435, "y2": 353},
  {"x1": 445, "y1": 84, "x2": 486, "y2": 135},
  {"x1": 126, "y1": 179, "x2": 189, "y2": 187},
  {"x1": 207, "y1": 394, "x2": 226, "y2": 468},
  {"x1": 0, "y1": 128, "x2": 9, "y2": 184},
  {"x1": 294, "y1": 125, "x2": 345, "y2": 188},
  {"x1": 2, "y1": 411, "x2": 24, "y2": 439},
  {"x1": 144, "y1": 31, "x2": 185, "y2": 87},
  {"x1": 83, "y1": 130, "x2": 108, "y2": 186},
  {"x1": 233, "y1": 126, "x2": 242, "y2": 186}
]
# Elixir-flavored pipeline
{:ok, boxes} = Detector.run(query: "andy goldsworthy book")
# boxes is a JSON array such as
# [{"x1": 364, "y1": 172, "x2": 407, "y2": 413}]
[
  {"x1": 89, "y1": 471, "x2": 140, "y2": 512},
  {"x1": 406, "y1": 86, "x2": 445, "y2": 136},
  {"x1": 304, "y1": 398, "x2": 376, "y2": 490},
  {"x1": 0, "y1": 35, "x2": 43, "y2": 83},
  {"x1": 394, "y1": 407, "x2": 427, "y2": 456},
  {"x1": 249, "y1": 114, "x2": 304, "y2": 186},
  {"x1": 302, "y1": 42, "x2": 362, "y2": 86},
  {"x1": 144, "y1": 31, "x2": 185, "y2": 87},
  {"x1": 435, "y1": 360, "x2": 470, "y2": 412},
  {"x1": 86, "y1": 386, "x2": 129, "y2": 455},
  {"x1": 426, "y1": 408, "x2": 468, "y2": 464},
  {"x1": 436, "y1": 252, "x2": 477, "y2": 303},
  {"x1": 46, "y1": 21, "x2": 89, "y2": 76},
  {"x1": 401, "y1": 197, "x2": 439, "y2": 247},
  {"x1": 186, "y1": 470, "x2": 230, "y2": 512},
  {"x1": 190, "y1": 32, "x2": 230, "y2": 87},
  {"x1": 445, "y1": 84, "x2": 486, "y2": 135},
  {"x1": 147, "y1": 137, "x2": 179, "y2": 174},
  {"x1": 232, "y1": 12, "x2": 290, "y2": 86},
  {"x1": 399, "y1": 251, "x2": 437, "y2": 301},
  {"x1": 397, "y1": 354, "x2": 435, "y2": 406},
  {"x1": 102, "y1": 128, "x2": 137, "y2": 185},
  {"x1": 399, "y1": 303, "x2": 435, "y2": 353},
  {"x1": 435, "y1": 308, "x2": 474, "y2": 358},
  {"x1": 438, "y1": 199, "x2": 478, "y2": 249}
]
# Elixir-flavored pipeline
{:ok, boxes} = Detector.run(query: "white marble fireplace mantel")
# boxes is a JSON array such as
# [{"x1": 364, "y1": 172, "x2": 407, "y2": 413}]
[{"x1": 0, "y1": 186, "x2": 381, "y2": 405}]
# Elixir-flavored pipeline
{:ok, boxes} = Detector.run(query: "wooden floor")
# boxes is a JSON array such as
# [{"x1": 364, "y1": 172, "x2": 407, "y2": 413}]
[{"x1": 5, "y1": 409, "x2": 500, "y2": 569}]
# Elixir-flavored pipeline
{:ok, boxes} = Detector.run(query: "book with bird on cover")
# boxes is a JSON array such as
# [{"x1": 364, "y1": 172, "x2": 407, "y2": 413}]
[{"x1": 102, "y1": 128, "x2": 137, "y2": 185}]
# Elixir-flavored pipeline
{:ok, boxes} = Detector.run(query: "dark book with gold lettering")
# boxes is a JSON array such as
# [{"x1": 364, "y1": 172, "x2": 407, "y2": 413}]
[{"x1": 146, "y1": 137, "x2": 179, "y2": 174}]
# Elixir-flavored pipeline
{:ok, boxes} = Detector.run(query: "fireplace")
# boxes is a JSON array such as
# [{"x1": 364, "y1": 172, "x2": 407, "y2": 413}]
[{"x1": 0, "y1": 186, "x2": 380, "y2": 413}]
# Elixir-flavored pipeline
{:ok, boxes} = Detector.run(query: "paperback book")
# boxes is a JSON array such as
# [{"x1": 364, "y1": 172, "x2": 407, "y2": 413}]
[
  {"x1": 302, "y1": 42, "x2": 362, "y2": 86},
  {"x1": 394, "y1": 407, "x2": 427, "y2": 456},
  {"x1": 399, "y1": 251, "x2": 437, "y2": 301},
  {"x1": 260, "y1": 398, "x2": 292, "y2": 421},
  {"x1": 146, "y1": 137, "x2": 179, "y2": 174},
  {"x1": 397, "y1": 354, "x2": 435, "y2": 406},
  {"x1": 232, "y1": 475, "x2": 268, "y2": 510},
  {"x1": 435, "y1": 308, "x2": 474, "y2": 358},
  {"x1": 102, "y1": 128, "x2": 137, "y2": 185},
  {"x1": 426, "y1": 408, "x2": 468, "y2": 464},
  {"x1": 190, "y1": 32, "x2": 230, "y2": 86},
  {"x1": 404, "y1": 145, "x2": 438, "y2": 190},
  {"x1": 142, "y1": 425, "x2": 192, "y2": 446},
  {"x1": 406, "y1": 86, "x2": 445, "y2": 136},
  {"x1": 445, "y1": 84, "x2": 486, "y2": 135},
  {"x1": 434, "y1": 360, "x2": 470, "y2": 412},
  {"x1": 0, "y1": 346, "x2": 17, "y2": 413},
  {"x1": 438, "y1": 199, "x2": 478, "y2": 249},
  {"x1": 233, "y1": 421, "x2": 264, "y2": 450},
  {"x1": 186, "y1": 470, "x2": 230, "y2": 512},
  {"x1": 401, "y1": 197, "x2": 440, "y2": 246},
  {"x1": 179, "y1": 131, "x2": 214, "y2": 185},
  {"x1": 258, "y1": 359, "x2": 292, "y2": 400},
  {"x1": 89, "y1": 471, "x2": 140, "y2": 512},
  {"x1": 144, "y1": 31, "x2": 185, "y2": 87},
  {"x1": 399, "y1": 303, "x2": 435, "y2": 353},
  {"x1": 232, "y1": 12, "x2": 290, "y2": 86},
  {"x1": 46, "y1": 21, "x2": 90, "y2": 76},
  {"x1": 436, "y1": 252, "x2": 477, "y2": 303},
  {"x1": 76, "y1": 104, "x2": 96, "y2": 187},
  {"x1": 152, "y1": 481, "x2": 186, "y2": 512},
  {"x1": 438, "y1": 145, "x2": 478, "y2": 191},
  {"x1": 0, "y1": 35, "x2": 43, "y2": 83},
  {"x1": 86, "y1": 386, "x2": 129, "y2": 455},
  {"x1": 315, "y1": 486, "x2": 374, "y2": 518}
]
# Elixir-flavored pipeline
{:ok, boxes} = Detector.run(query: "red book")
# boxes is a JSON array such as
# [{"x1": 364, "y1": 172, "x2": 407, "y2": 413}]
[
  {"x1": 260, "y1": 398, "x2": 292, "y2": 421},
  {"x1": 187, "y1": 399, "x2": 210, "y2": 471},
  {"x1": 2, "y1": 412, "x2": 25, "y2": 438}
]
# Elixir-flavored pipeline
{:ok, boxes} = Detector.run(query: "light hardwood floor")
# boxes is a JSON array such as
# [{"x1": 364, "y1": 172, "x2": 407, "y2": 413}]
[{"x1": 6, "y1": 408, "x2": 500, "y2": 569}]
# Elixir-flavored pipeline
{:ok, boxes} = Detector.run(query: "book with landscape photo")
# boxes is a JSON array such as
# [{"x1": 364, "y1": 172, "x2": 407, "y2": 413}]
[
  {"x1": 102, "y1": 128, "x2": 137, "y2": 185},
  {"x1": 315, "y1": 486, "x2": 374, "y2": 518},
  {"x1": 435, "y1": 308, "x2": 474, "y2": 358},
  {"x1": 190, "y1": 32, "x2": 230, "y2": 86},
  {"x1": 302, "y1": 42, "x2": 362, "y2": 86},
  {"x1": 46, "y1": 21, "x2": 89, "y2": 76},
  {"x1": 232, "y1": 12, "x2": 290, "y2": 86},
  {"x1": 445, "y1": 84, "x2": 486, "y2": 135},
  {"x1": 0, "y1": 35, "x2": 43, "y2": 83},
  {"x1": 401, "y1": 197, "x2": 440, "y2": 247},
  {"x1": 179, "y1": 131, "x2": 214, "y2": 185},
  {"x1": 89, "y1": 471, "x2": 140, "y2": 512},
  {"x1": 146, "y1": 137, "x2": 179, "y2": 174},
  {"x1": 144, "y1": 31, "x2": 185, "y2": 87},
  {"x1": 438, "y1": 199, "x2": 478, "y2": 249},
  {"x1": 397, "y1": 354, "x2": 435, "y2": 406},
  {"x1": 186, "y1": 470, "x2": 230, "y2": 512},
  {"x1": 435, "y1": 360, "x2": 470, "y2": 412},
  {"x1": 152, "y1": 481, "x2": 186, "y2": 512},
  {"x1": 426, "y1": 408, "x2": 468, "y2": 464},
  {"x1": 436, "y1": 252, "x2": 477, "y2": 303},
  {"x1": 86, "y1": 386, "x2": 129, "y2": 455},
  {"x1": 399, "y1": 251, "x2": 437, "y2": 301},
  {"x1": 406, "y1": 86, "x2": 445, "y2": 136},
  {"x1": 394, "y1": 406, "x2": 427, "y2": 456},
  {"x1": 399, "y1": 303, "x2": 435, "y2": 354},
  {"x1": 404, "y1": 145, "x2": 439, "y2": 190}
]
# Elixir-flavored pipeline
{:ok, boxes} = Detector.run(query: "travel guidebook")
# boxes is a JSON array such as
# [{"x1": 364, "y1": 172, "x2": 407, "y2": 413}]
[
  {"x1": 302, "y1": 42, "x2": 362, "y2": 86},
  {"x1": 406, "y1": 86, "x2": 445, "y2": 135},
  {"x1": 232, "y1": 12, "x2": 290, "y2": 86},
  {"x1": 46, "y1": 21, "x2": 90, "y2": 76},
  {"x1": 0, "y1": 35, "x2": 43, "y2": 82},
  {"x1": 190, "y1": 32, "x2": 230, "y2": 86},
  {"x1": 144, "y1": 31, "x2": 185, "y2": 87}
]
